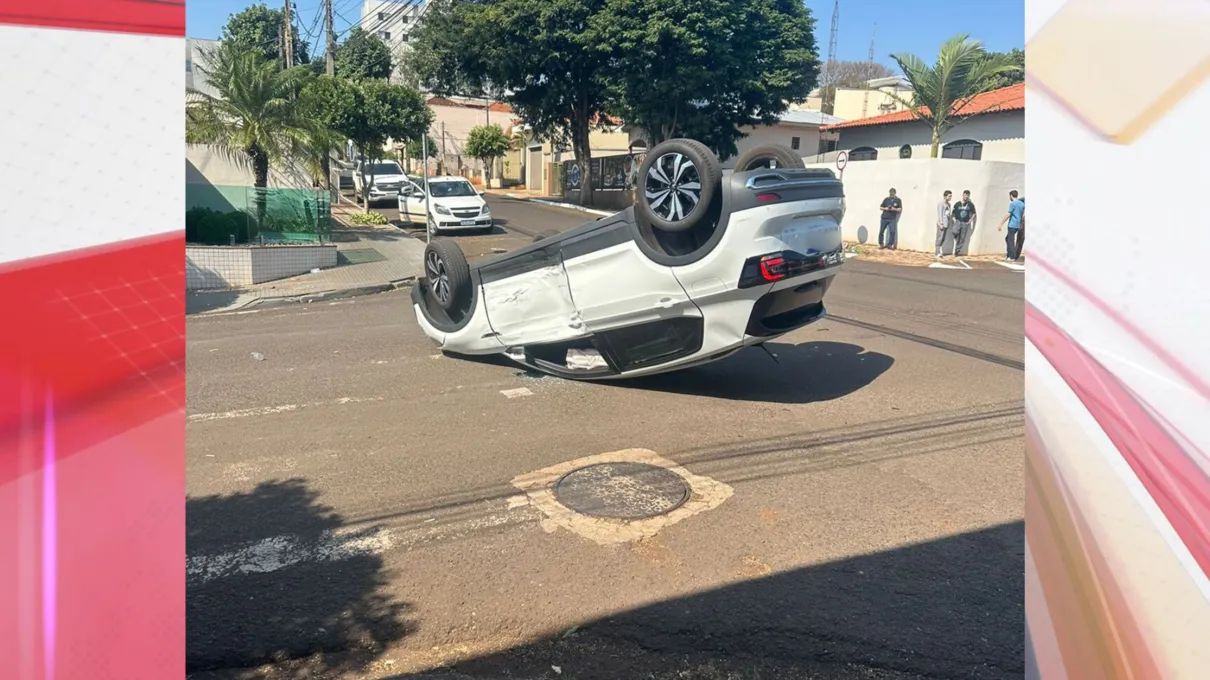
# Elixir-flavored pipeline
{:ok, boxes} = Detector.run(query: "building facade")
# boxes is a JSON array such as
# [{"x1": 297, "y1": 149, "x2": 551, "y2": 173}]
[
  {"x1": 794, "y1": 76, "x2": 913, "y2": 121},
  {"x1": 358, "y1": 0, "x2": 427, "y2": 84},
  {"x1": 822, "y1": 84, "x2": 1025, "y2": 164}
]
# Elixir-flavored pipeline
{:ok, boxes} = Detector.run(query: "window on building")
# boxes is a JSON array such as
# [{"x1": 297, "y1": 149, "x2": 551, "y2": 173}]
[
  {"x1": 377, "y1": 11, "x2": 386, "y2": 20},
  {"x1": 941, "y1": 139, "x2": 983, "y2": 160},
  {"x1": 899, "y1": 144, "x2": 912, "y2": 159},
  {"x1": 817, "y1": 138, "x2": 838, "y2": 155},
  {"x1": 849, "y1": 147, "x2": 878, "y2": 161},
  {"x1": 401, "y1": 33, "x2": 410, "y2": 42},
  {"x1": 380, "y1": 31, "x2": 391, "y2": 41},
  {"x1": 790, "y1": 136, "x2": 801, "y2": 150}
]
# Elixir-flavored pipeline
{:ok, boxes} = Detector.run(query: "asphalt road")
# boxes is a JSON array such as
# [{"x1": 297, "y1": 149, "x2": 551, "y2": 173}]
[
  {"x1": 186, "y1": 198, "x2": 1024, "y2": 680},
  {"x1": 371, "y1": 194, "x2": 600, "y2": 261}
]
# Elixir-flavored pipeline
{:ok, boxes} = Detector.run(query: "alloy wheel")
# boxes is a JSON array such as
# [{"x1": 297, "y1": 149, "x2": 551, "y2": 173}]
[
  {"x1": 426, "y1": 251, "x2": 451, "y2": 305},
  {"x1": 645, "y1": 152, "x2": 702, "y2": 222}
]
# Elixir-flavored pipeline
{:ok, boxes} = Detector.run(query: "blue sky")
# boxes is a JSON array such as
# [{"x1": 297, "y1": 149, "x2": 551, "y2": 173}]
[{"x1": 188, "y1": 0, "x2": 1024, "y2": 67}]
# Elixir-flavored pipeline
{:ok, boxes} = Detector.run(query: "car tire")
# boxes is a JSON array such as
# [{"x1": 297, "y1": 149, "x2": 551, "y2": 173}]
[
  {"x1": 423, "y1": 238, "x2": 471, "y2": 312},
  {"x1": 732, "y1": 143, "x2": 806, "y2": 171},
  {"x1": 532, "y1": 229, "x2": 561, "y2": 243},
  {"x1": 635, "y1": 138, "x2": 722, "y2": 234}
]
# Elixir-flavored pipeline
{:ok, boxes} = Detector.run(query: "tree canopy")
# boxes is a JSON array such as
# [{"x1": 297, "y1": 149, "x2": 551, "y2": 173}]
[
  {"x1": 411, "y1": 0, "x2": 821, "y2": 197},
  {"x1": 465, "y1": 124, "x2": 511, "y2": 179},
  {"x1": 221, "y1": 3, "x2": 310, "y2": 65},
  {"x1": 591, "y1": 0, "x2": 820, "y2": 160},
  {"x1": 304, "y1": 75, "x2": 434, "y2": 201},
  {"x1": 334, "y1": 28, "x2": 394, "y2": 81},
  {"x1": 977, "y1": 48, "x2": 1025, "y2": 90},
  {"x1": 890, "y1": 34, "x2": 1022, "y2": 157}
]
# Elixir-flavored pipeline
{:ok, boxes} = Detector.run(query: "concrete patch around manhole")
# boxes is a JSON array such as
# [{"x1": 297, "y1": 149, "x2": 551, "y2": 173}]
[{"x1": 510, "y1": 449, "x2": 733, "y2": 545}]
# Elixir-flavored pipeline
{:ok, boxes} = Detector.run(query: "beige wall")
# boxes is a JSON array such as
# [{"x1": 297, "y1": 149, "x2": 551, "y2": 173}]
[
  {"x1": 832, "y1": 111, "x2": 1025, "y2": 164},
  {"x1": 796, "y1": 85, "x2": 910, "y2": 121},
  {"x1": 518, "y1": 128, "x2": 633, "y2": 193},
  {"x1": 186, "y1": 144, "x2": 314, "y2": 189},
  {"x1": 808, "y1": 157, "x2": 1025, "y2": 255}
]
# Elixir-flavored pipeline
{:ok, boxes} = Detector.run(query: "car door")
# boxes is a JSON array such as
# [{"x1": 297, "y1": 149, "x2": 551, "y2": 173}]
[
  {"x1": 478, "y1": 245, "x2": 589, "y2": 349},
  {"x1": 402, "y1": 182, "x2": 427, "y2": 222},
  {"x1": 558, "y1": 219, "x2": 697, "y2": 332}
]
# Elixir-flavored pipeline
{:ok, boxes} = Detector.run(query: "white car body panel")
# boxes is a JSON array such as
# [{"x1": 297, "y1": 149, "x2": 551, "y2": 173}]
[
  {"x1": 480, "y1": 265, "x2": 587, "y2": 347},
  {"x1": 561, "y1": 241, "x2": 694, "y2": 332}
]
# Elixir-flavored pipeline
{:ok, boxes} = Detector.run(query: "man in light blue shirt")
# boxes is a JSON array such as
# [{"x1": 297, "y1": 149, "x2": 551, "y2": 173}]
[{"x1": 998, "y1": 190, "x2": 1025, "y2": 261}]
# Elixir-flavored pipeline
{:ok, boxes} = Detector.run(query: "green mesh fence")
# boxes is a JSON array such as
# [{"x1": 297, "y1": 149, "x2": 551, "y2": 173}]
[{"x1": 186, "y1": 185, "x2": 331, "y2": 245}]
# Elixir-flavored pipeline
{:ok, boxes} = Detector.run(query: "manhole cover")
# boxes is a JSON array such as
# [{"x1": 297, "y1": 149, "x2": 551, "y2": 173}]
[
  {"x1": 554, "y1": 462, "x2": 690, "y2": 520},
  {"x1": 337, "y1": 248, "x2": 387, "y2": 265}
]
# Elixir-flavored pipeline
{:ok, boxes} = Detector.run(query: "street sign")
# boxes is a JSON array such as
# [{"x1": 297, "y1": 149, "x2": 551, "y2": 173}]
[{"x1": 836, "y1": 151, "x2": 848, "y2": 171}]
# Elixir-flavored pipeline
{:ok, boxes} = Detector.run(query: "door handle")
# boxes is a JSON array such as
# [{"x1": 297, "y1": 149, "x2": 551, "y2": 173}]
[{"x1": 655, "y1": 297, "x2": 676, "y2": 309}]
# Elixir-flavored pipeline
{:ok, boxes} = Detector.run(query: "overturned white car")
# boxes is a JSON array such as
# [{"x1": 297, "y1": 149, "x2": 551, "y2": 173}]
[{"x1": 411, "y1": 138, "x2": 846, "y2": 380}]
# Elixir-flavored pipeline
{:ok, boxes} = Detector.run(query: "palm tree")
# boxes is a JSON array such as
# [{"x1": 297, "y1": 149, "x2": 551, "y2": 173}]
[
  {"x1": 186, "y1": 43, "x2": 329, "y2": 224},
  {"x1": 890, "y1": 34, "x2": 1022, "y2": 157}
]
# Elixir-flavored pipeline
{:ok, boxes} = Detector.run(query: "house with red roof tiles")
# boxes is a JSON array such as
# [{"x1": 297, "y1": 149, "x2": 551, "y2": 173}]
[{"x1": 819, "y1": 84, "x2": 1024, "y2": 163}]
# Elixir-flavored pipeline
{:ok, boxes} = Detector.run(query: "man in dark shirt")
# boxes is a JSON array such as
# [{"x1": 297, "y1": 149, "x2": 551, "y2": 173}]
[
  {"x1": 951, "y1": 190, "x2": 977, "y2": 256},
  {"x1": 878, "y1": 188, "x2": 902, "y2": 249}
]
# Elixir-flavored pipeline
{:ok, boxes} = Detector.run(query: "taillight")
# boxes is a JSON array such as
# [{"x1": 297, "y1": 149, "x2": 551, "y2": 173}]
[
  {"x1": 759, "y1": 256, "x2": 787, "y2": 281},
  {"x1": 756, "y1": 193, "x2": 781, "y2": 202}
]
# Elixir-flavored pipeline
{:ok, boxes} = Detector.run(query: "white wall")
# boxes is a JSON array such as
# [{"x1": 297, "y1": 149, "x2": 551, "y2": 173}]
[
  {"x1": 724, "y1": 124, "x2": 824, "y2": 169},
  {"x1": 807, "y1": 158, "x2": 1025, "y2": 255},
  {"x1": 835, "y1": 111, "x2": 1025, "y2": 163}
]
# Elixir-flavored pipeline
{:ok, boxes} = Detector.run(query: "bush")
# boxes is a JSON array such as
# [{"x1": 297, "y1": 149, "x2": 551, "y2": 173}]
[{"x1": 348, "y1": 211, "x2": 388, "y2": 225}]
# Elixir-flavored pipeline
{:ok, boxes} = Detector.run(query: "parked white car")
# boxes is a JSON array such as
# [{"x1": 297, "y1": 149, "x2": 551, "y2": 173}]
[
  {"x1": 353, "y1": 160, "x2": 410, "y2": 205},
  {"x1": 398, "y1": 176, "x2": 492, "y2": 235}
]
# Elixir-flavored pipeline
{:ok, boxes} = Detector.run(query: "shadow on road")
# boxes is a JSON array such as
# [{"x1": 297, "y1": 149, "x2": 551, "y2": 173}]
[
  {"x1": 187, "y1": 290, "x2": 244, "y2": 315},
  {"x1": 392, "y1": 522, "x2": 1024, "y2": 680},
  {"x1": 186, "y1": 479, "x2": 414, "y2": 676},
  {"x1": 624, "y1": 340, "x2": 894, "y2": 404}
]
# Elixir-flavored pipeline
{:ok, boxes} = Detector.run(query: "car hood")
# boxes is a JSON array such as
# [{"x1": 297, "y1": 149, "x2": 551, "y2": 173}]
[
  {"x1": 369, "y1": 174, "x2": 407, "y2": 184},
  {"x1": 431, "y1": 196, "x2": 485, "y2": 210}
]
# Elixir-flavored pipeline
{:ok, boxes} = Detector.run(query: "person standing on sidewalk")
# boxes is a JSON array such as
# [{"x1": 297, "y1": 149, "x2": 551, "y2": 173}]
[
  {"x1": 935, "y1": 190, "x2": 954, "y2": 258},
  {"x1": 997, "y1": 190, "x2": 1026, "y2": 261},
  {"x1": 951, "y1": 190, "x2": 977, "y2": 256},
  {"x1": 878, "y1": 188, "x2": 902, "y2": 249}
]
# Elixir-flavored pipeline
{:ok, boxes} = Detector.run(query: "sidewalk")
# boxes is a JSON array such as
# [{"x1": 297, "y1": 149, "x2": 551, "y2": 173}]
[{"x1": 187, "y1": 222, "x2": 426, "y2": 315}]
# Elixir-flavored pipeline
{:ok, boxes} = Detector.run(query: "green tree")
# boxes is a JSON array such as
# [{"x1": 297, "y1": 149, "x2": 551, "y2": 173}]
[
  {"x1": 890, "y1": 34, "x2": 1022, "y2": 157},
  {"x1": 334, "y1": 28, "x2": 394, "y2": 80},
  {"x1": 592, "y1": 0, "x2": 820, "y2": 160},
  {"x1": 465, "y1": 124, "x2": 511, "y2": 181},
  {"x1": 402, "y1": 139, "x2": 439, "y2": 174},
  {"x1": 187, "y1": 43, "x2": 324, "y2": 223},
  {"x1": 977, "y1": 48, "x2": 1025, "y2": 90},
  {"x1": 305, "y1": 77, "x2": 434, "y2": 204},
  {"x1": 221, "y1": 3, "x2": 310, "y2": 65},
  {"x1": 411, "y1": 0, "x2": 611, "y2": 205}
]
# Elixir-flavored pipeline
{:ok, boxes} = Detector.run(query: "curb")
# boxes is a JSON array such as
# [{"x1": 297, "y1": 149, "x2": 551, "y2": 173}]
[
  {"x1": 193, "y1": 277, "x2": 416, "y2": 316},
  {"x1": 501, "y1": 193, "x2": 614, "y2": 217}
]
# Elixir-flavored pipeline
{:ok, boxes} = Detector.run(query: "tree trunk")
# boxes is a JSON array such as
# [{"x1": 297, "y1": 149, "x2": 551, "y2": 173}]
[
  {"x1": 930, "y1": 129, "x2": 941, "y2": 158},
  {"x1": 572, "y1": 123, "x2": 593, "y2": 208},
  {"x1": 249, "y1": 143, "x2": 269, "y2": 240}
]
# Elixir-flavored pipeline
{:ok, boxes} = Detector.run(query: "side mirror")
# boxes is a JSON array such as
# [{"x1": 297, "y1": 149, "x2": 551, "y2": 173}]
[{"x1": 478, "y1": 190, "x2": 486, "y2": 196}]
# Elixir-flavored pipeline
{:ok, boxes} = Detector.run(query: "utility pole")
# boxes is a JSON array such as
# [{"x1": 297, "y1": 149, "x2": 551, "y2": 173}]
[
  {"x1": 440, "y1": 121, "x2": 448, "y2": 175},
  {"x1": 324, "y1": 0, "x2": 335, "y2": 76},
  {"x1": 282, "y1": 0, "x2": 295, "y2": 68}
]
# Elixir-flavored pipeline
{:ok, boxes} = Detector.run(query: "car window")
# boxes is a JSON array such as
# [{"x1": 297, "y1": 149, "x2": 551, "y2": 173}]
[
  {"x1": 369, "y1": 163, "x2": 403, "y2": 175},
  {"x1": 429, "y1": 181, "x2": 478, "y2": 198}
]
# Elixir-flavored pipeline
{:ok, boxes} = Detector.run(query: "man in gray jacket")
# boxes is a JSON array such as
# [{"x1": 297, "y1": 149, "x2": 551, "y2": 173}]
[{"x1": 935, "y1": 190, "x2": 953, "y2": 258}]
